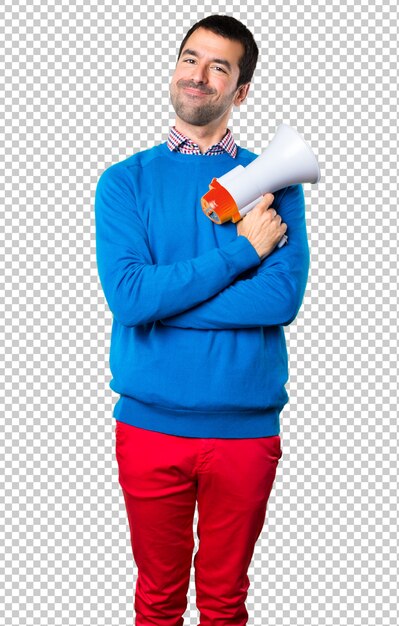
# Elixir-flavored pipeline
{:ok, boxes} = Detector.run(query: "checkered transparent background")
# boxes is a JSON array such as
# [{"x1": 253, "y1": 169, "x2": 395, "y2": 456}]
[{"x1": 1, "y1": 0, "x2": 398, "y2": 625}]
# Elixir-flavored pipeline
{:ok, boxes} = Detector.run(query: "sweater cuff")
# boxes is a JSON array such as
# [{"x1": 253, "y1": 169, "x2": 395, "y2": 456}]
[{"x1": 223, "y1": 235, "x2": 261, "y2": 274}]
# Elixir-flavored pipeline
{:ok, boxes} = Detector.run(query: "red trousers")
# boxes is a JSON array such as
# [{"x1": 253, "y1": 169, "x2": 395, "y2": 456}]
[{"x1": 115, "y1": 419, "x2": 283, "y2": 626}]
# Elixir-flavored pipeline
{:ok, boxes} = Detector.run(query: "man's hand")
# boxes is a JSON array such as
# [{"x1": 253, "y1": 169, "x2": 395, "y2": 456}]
[{"x1": 236, "y1": 193, "x2": 287, "y2": 261}]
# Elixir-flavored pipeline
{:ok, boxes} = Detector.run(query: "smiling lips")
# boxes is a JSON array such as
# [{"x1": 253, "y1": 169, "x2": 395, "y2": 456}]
[{"x1": 183, "y1": 87, "x2": 210, "y2": 97}]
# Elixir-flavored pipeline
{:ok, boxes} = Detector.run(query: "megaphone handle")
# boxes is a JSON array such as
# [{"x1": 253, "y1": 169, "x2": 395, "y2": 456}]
[{"x1": 277, "y1": 234, "x2": 288, "y2": 248}]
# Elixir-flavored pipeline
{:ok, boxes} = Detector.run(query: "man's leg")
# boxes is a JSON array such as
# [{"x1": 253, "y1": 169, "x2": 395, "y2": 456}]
[
  {"x1": 194, "y1": 435, "x2": 283, "y2": 626},
  {"x1": 116, "y1": 420, "x2": 198, "y2": 626}
]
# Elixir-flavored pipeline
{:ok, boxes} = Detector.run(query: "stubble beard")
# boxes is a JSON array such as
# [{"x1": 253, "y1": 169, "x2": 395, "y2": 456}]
[{"x1": 169, "y1": 83, "x2": 235, "y2": 127}]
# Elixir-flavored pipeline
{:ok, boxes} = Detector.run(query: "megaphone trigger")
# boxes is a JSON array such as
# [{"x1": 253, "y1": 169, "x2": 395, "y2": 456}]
[{"x1": 277, "y1": 234, "x2": 288, "y2": 248}]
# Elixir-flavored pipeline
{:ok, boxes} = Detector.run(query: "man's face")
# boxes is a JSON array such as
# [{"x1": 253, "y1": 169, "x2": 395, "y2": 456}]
[{"x1": 169, "y1": 27, "x2": 248, "y2": 128}]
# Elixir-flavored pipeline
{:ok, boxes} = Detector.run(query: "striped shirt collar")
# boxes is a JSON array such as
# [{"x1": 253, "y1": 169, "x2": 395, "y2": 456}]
[{"x1": 166, "y1": 125, "x2": 238, "y2": 158}]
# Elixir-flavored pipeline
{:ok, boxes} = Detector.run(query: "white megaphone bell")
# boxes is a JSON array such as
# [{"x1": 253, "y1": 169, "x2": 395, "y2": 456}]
[{"x1": 201, "y1": 123, "x2": 321, "y2": 248}]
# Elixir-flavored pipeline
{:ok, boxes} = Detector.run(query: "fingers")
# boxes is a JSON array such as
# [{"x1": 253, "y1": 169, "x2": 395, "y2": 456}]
[
  {"x1": 258, "y1": 193, "x2": 274, "y2": 210},
  {"x1": 251, "y1": 193, "x2": 274, "y2": 216},
  {"x1": 263, "y1": 192, "x2": 274, "y2": 203}
]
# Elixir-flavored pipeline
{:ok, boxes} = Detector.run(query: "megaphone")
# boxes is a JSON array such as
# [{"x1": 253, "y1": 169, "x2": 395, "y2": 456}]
[{"x1": 201, "y1": 123, "x2": 321, "y2": 248}]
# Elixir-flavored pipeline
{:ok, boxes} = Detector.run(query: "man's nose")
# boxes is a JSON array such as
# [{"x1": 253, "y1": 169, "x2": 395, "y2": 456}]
[{"x1": 190, "y1": 63, "x2": 209, "y2": 84}]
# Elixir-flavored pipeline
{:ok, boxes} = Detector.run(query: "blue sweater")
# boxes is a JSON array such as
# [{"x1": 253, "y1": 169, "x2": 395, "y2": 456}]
[{"x1": 94, "y1": 141, "x2": 310, "y2": 438}]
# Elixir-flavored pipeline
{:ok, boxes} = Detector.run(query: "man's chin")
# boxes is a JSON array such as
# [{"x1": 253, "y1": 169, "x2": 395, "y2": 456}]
[
  {"x1": 178, "y1": 116, "x2": 211, "y2": 127},
  {"x1": 175, "y1": 106, "x2": 215, "y2": 125}
]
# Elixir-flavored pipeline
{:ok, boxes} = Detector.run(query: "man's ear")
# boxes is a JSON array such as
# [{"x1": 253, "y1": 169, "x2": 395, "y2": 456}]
[{"x1": 234, "y1": 83, "x2": 251, "y2": 106}]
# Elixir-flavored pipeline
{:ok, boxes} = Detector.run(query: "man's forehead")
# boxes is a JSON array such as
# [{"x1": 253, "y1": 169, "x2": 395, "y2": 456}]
[{"x1": 181, "y1": 27, "x2": 243, "y2": 66}]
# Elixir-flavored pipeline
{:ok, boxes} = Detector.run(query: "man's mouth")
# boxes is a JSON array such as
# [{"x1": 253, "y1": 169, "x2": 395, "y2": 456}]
[{"x1": 183, "y1": 87, "x2": 210, "y2": 97}]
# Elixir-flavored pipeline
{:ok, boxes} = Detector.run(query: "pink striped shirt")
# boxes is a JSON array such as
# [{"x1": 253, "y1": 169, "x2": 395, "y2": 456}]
[{"x1": 166, "y1": 125, "x2": 238, "y2": 158}]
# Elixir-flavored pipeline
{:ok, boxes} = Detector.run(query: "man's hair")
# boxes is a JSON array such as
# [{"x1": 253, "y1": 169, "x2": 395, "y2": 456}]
[{"x1": 177, "y1": 15, "x2": 259, "y2": 90}]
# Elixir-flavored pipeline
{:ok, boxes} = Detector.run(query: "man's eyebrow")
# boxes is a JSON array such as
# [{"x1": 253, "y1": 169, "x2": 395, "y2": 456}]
[{"x1": 181, "y1": 49, "x2": 232, "y2": 72}]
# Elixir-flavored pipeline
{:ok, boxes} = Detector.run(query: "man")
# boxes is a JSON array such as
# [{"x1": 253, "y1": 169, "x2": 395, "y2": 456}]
[{"x1": 95, "y1": 14, "x2": 309, "y2": 626}]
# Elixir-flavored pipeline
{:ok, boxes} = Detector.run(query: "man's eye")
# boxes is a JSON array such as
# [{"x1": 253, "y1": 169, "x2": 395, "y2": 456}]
[{"x1": 183, "y1": 59, "x2": 225, "y2": 73}]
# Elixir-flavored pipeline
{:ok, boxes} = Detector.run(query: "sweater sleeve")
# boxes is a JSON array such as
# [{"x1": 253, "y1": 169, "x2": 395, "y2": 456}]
[
  {"x1": 94, "y1": 164, "x2": 261, "y2": 326},
  {"x1": 160, "y1": 184, "x2": 310, "y2": 329}
]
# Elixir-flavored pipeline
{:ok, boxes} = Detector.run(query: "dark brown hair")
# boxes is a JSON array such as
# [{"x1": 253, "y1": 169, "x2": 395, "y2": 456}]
[{"x1": 177, "y1": 15, "x2": 259, "y2": 90}]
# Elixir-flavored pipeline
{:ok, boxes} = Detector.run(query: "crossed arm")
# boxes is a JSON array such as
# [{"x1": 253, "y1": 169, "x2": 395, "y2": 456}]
[
  {"x1": 94, "y1": 165, "x2": 263, "y2": 327},
  {"x1": 159, "y1": 183, "x2": 310, "y2": 329},
  {"x1": 95, "y1": 165, "x2": 309, "y2": 329}
]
